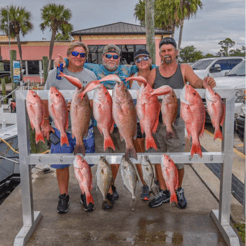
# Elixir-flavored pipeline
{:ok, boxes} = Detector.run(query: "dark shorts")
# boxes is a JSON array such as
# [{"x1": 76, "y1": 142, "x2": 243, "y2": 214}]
[
  {"x1": 50, "y1": 126, "x2": 95, "y2": 169},
  {"x1": 147, "y1": 118, "x2": 185, "y2": 170},
  {"x1": 94, "y1": 126, "x2": 125, "y2": 154}
]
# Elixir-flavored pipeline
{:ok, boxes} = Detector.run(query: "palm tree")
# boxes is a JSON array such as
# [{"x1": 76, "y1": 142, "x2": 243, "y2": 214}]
[
  {"x1": 134, "y1": 0, "x2": 203, "y2": 48},
  {"x1": 0, "y1": 5, "x2": 33, "y2": 76},
  {"x1": 40, "y1": 4, "x2": 73, "y2": 70},
  {"x1": 176, "y1": 0, "x2": 203, "y2": 50}
]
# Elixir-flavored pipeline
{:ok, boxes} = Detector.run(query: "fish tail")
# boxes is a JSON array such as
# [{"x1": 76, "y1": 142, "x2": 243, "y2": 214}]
[
  {"x1": 86, "y1": 192, "x2": 94, "y2": 206},
  {"x1": 214, "y1": 128, "x2": 223, "y2": 140},
  {"x1": 145, "y1": 136, "x2": 157, "y2": 150},
  {"x1": 191, "y1": 142, "x2": 202, "y2": 158},
  {"x1": 35, "y1": 130, "x2": 45, "y2": 144},
  {"x1": 104, "y1": 136, "x2": 115, "y2": 151},
  {"x1": 60, "y1": 133, "x2": 69, "y2": 147},
  {"x1": 125, "y1": 146, "x2": 137, "y2": 160},
  {"x1": 74, "y1": 144, "x2": 85, "y2": 155},
  {"x1": 170, "y1": 193, "x2": 178, "y2": 205}
]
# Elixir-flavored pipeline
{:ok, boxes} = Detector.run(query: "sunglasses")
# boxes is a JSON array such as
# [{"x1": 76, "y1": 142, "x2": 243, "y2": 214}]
[
  {"x1": 136, "y1": 56, "x2": 150, "y2": 63},
  {"x1": 105, "y1": 54, "x2": 119, "y2": 59},
  {"x1": 159, "y1": 37, "x2": 177, "y2": 48},
  {"x1": 71, "y1": 51, "x2": 86, "y2": 58}
]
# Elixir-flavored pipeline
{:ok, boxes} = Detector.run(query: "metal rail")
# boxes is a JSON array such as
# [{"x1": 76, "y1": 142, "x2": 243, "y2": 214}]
[{"x1": 14, "y1": 89, "x2": 240, "y2": 246}]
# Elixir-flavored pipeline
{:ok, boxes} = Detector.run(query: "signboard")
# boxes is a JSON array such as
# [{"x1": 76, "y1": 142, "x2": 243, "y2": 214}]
[{"x1": 13, "y1": 61, "x2": 20, "y2": 83}]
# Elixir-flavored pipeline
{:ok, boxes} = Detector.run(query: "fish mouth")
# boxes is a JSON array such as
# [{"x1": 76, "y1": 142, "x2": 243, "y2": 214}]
[{"x1": 180, "y1": 86, "x2": 190, "y2": 105}]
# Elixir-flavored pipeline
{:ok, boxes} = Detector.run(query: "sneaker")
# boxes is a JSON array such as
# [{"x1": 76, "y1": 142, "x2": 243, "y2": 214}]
[
  {"x1": 176, "y1": 188, "x2": 187, "y2": 209},
  {"x1": 111, "y1": 185, "x2": 119, "y2": 200},
  {"x1": 102, "y1": 193, "x2": 114, "y2": 210},
  {"x1": 80, "y1": 193, "x2": 94, "y2": 212},
  {"x1": 57, "y1": 194, "x2": 69, "y2": 213},
  {"x1": 140, "y1": 185, "x2": 150, "y2": 201},
  {"x1": 148, "y1": 190, "x2": 170, "y2": 208}
]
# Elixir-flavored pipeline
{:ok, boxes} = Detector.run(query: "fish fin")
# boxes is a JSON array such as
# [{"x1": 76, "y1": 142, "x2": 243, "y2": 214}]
[
  {"x1": 200, "y1": 111, "x2": 206, "y2": 137},
  {"x1": 152, "y1": 115, "x2": 159, "y2": 134},
  {"x1": 191, "y1": 143, "x2": 202, "y2": 158},
  {"x1": 65, "y1": 116, "x2": 69, "y2": 130},
  {"x1": 74, "y1": 144, "x2": 85, "y2": 155},
  {"x1": 104, "y1": 136, "x2": 115, "y2": 151},
  {"x1": 214, "y1": 128, "x2": 223, "y2": 140},
  {"x1": 86, "y1": 192, "x2": 94, "y2": 206},
  {"x1": 97, "y1": 126, "x2": 103, "y2": 135},
  {"x1": 60, "y1": 133, "x2": 69, "y2": 147},
  {"x1": 145, "y1": 136, "x2": 158, "y2": 150},
  {"x1": 110, "y1": 121, "x2": 115, "y2": 134},
  {"x1": 125, "y1": 147, "x2": 137, "y2": 160},
  {"x1": 79, "y1": 91, "x2": 85, "y2": 100},
  {"x1": 220, "y1": 102, "x2": 226, "y2": 126},
  {"x1": 35, "y1": 131, "x2": 45, "y2": 144},
  {"x1": 170, "y1": 193, "x2": 178, "y2": 205}
]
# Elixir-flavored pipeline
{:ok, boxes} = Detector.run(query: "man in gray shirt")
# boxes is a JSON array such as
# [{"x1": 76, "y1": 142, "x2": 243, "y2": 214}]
[{"x1": 43, "y1": 42, "x2": 97, "y2": 214}]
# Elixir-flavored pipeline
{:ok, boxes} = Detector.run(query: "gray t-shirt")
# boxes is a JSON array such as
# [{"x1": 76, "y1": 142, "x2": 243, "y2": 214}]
[
  {"x1": 44, "y1": 67, "x2": 97, "y2": 132},
  {"x1": 44, "y1": 67, "x2": 97, "y2": 90}
]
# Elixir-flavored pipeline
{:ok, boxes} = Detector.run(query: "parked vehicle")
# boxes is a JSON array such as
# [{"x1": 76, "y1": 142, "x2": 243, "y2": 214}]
[
  {"x1": 192, "y1": 57, "x2": 243, "y2": 79},
  {"x1": 235, "y1": 101, "x2": 245, "y2": 142},
  {"x1": 214, "y1": 59, "x2": 246, "y2": 119}
]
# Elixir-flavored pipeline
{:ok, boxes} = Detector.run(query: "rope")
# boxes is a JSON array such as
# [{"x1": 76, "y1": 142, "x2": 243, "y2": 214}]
[{"x1": 0, "y1": 137, "x2": 50, "y2": 155}]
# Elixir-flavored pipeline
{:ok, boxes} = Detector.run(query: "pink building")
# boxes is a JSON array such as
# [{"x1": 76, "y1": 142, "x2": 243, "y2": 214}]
[{"x1": 1, "y1": 22, "x2": 171, "y2": 83}]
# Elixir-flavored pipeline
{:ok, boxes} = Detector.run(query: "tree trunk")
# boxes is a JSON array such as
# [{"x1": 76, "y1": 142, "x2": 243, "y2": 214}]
[
  {"x1": 16, "y1": 33, "x2": 23, "y2": 81},
  {"x1": 178, "y1": 19, "x2": 184, "y2": 50},
  {"x1": 145, "y1": 0, "x2": 156, "y2": 64},
  {"x1": 171, "y1": 21, "x2": 175, "y2": 38},
  {"x1": 42, "y1": 56, "x2": 48, "y2": 83},
  {"x1": 48, "y1": 30, "x2": 56, "y2": 71},
  {"x1": 10, "y1": 50, "x2": 17, "y2": 98},
  {"x1": 0, "y1": 62, "x2": 7, "y2": 104}
]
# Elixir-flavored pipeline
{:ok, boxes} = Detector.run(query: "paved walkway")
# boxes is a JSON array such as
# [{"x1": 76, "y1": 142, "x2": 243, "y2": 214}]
[{"x1": 0, "y1": 162, "x2": 231, "y2": 246}]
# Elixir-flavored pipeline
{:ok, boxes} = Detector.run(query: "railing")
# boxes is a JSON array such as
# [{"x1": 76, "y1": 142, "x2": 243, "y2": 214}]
[{"x1": 14, "y1": 88, "x2": 240, "y2": 246}]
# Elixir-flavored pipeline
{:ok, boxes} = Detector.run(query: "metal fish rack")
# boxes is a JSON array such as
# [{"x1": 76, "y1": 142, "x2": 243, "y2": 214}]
[{"x1": 14, "y1": 88, "x2": 240, "y2": 246}]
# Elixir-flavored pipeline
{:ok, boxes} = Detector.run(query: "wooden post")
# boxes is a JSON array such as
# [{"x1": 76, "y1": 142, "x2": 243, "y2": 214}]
[
  {"x1": 10, "y1": 50, "x2": 17, "y2": 99},
  {"x1": 42, "y1": 56, "x2": 48, "y2": 83},
  {"x1": 145, "y1": 0, "x2": 156, "y2": 64},
  {"x1": 0, "y1": 62, "x2": 7, "y2": 104}
]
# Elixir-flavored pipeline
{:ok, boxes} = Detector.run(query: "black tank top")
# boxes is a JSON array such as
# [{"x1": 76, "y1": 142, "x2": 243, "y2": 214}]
[{"x1": 153, "y1": 64, "x2": 184, "y2": 120}]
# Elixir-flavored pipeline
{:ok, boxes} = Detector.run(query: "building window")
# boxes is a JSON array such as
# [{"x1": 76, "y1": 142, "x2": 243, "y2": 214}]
[
  {"x1": 88, "y1": 45, "x2": 146, "y2": 65},
  {"x1": 27, "y1": 61, "x2": 39, "y2": 75}
]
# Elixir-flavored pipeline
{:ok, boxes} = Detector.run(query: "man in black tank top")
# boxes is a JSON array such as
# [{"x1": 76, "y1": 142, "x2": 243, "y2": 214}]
[{"x1": 147, "y1": 37, "x2": 216, "y2": 209}]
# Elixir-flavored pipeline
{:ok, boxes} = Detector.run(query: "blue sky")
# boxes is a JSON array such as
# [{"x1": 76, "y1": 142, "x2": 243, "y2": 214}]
[{"x1": 1, "y1": 0, "x2": 245, "y2": 55}]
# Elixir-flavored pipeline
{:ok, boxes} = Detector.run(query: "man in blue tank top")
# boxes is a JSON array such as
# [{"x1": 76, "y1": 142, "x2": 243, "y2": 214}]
[{"x1": 147, "y1": 37, "x2": 216, "y2": 209}]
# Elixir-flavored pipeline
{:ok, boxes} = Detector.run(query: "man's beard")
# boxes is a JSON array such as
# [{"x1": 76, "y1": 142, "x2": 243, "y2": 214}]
[
  {"x1": 103, "y1": 62, "x2": 118, "y2": 71},
  {"x1": 161, "y1": 55, "x2": 173, "y2": 65}
]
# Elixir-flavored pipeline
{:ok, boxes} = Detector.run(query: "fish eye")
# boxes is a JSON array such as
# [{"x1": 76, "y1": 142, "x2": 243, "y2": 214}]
[
  {"x1": 105, "y1": 92, "x2": 108, "y2": 95},
  {"x1": 55, "y1": 93, "x2": 59, "y2": 96},
  {"x1": 124, "y1": 89, "x2": 127, "y2": 92},
  {"x1": 193, "y1": 92, "x2": 196, "y2": 96}
]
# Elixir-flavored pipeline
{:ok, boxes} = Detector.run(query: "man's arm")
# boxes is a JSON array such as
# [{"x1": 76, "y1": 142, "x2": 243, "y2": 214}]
[{"x1": 181, "y1": 64, "x2": 216, "y2": 88}]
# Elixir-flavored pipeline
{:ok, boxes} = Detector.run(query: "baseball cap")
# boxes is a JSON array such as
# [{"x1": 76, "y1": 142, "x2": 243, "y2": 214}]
[
  {"x1": 134, "y1": 49, "x2": 150, "y2": 60},
  {"x1": 159, "y1": 37, "x2": 177, "y2": 49},
  {"x1": 103, "y1": 44, "x2": 121, "y2": 56}
]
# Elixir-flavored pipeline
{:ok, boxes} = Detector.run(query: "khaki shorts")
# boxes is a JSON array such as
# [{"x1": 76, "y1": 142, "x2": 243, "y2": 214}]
[
  {"x1": 147, "y1": 118, "x2": 185, "y2": 170},
  {"x1": 94, "y1": 126, "x2": 125, "y2": 154}
]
